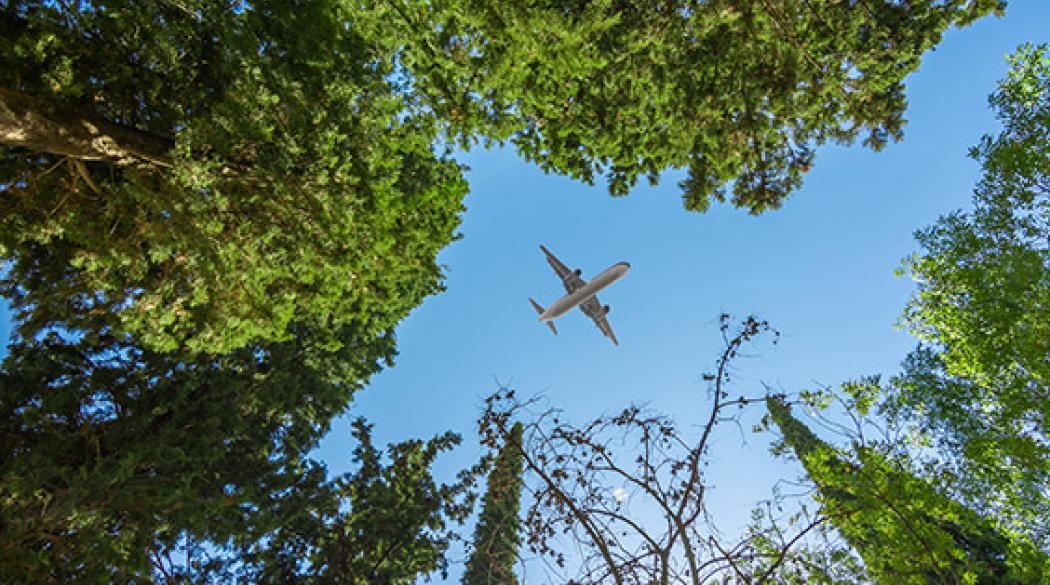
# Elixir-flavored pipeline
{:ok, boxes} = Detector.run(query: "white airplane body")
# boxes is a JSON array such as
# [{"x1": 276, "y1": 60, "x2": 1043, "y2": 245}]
[{"x1": 529, "y1": 245, "x2": 630, "y2": 345}]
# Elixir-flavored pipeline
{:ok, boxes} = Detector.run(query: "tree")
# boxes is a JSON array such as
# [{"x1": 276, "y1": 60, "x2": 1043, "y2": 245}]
[
  {"x1": 463, "y1": 421, "x2": 525, "y2": 585},
  {"x1": 892, "y1": 43, "x2": 1049, "y2": 543},
  {"x1": 765, "y1": 394, "x2": 1047, "y2": 584},
  {"x1": 203, "y1": 419, "x2": 481, "y2": 584},
  {"x1": 0, "y1": 327, "x2": 479, "y2": 583},
  {"x1": 0, "y1": 0, "x2": 1010, "y2": 356},
  {"x1": 1, "y1": 0, "x2": 466, "y2": 354},
  {"x1": 375, "y1": 0, "x2": 1004, "y2": 212}
]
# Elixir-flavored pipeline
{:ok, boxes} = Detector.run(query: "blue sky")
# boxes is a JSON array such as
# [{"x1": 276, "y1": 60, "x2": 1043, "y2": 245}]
[{"x1": 2, "y1": 2, "x2": 1049, "y2": 581}]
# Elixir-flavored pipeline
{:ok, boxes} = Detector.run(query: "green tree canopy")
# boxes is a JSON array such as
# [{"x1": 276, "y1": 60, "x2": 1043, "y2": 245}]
[
  {"x1": 0, "y1": 317, "x2": 477, "y2": 582},
  {"x1": 1, "y1": 0, "x2": 466, "y2": 355},
  {"x1": 463, "y1": 421, "x2": 524, "y2": 585},
  {"x1": 0, "y1": 0, "x2": 1010, "y2": 357},
  {"x1": 893, "y1": 43, "x2": 1049, "y2": 542},
  {"x1": 376, "y1": 0, "x2": 1004, "y2": 212}
]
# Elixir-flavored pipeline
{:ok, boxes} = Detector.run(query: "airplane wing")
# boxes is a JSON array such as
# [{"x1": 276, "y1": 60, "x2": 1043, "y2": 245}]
[
  {"x1": 540, "y1": 245, "x2": 586, "y2": 293},
  {"x1": 579, "y1": 295, "x2": 619, "y2": 346}
]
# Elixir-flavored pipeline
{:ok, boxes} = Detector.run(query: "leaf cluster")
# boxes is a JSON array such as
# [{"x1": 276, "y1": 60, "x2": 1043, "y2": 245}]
[{"x1": 893, "y1": 42, "x2": 1049, "y2": 545}]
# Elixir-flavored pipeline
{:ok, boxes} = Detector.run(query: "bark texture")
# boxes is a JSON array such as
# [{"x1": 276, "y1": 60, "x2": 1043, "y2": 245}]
[{"x1": 0, "y1": 87, "x2": 174, "y2": 167}]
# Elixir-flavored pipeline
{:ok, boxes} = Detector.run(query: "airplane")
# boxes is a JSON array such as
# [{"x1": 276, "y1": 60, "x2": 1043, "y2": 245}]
[{"x1": 528, "y1": 244, "x2": 630, "y2": 345}]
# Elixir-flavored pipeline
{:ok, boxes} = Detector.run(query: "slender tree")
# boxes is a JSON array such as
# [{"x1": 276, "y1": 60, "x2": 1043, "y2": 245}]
[
  {"x1": 464, "y1": 421, "x2": 525, "y2": 585},
  {"x1": 765, "y1": 395, "x2": 1047, "y2": 584}
]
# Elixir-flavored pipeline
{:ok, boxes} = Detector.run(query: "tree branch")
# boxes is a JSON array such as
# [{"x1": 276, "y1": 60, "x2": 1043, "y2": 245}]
[{"x1": 0, "y1": 87, "x2": 174, "y2": 168}]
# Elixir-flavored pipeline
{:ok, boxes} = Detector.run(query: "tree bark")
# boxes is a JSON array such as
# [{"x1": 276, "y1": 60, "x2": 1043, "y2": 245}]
[{"x1": 0, "y1": 86, "x2": 174, "y2": 168}]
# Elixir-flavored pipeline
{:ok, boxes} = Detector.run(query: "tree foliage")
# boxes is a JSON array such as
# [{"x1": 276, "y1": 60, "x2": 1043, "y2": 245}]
[
  {"x1": 1, "y1": 0, "x2": 466, "y2": 354},
  {"x1": 0, "y1": 326, "x2": 477, "y2": 583},
  {"x1": 376, "y1": 0, "x2": 1004, "y2": 212},
  {"x1": 205, "y1": 419, "x2": 481, "y2": 584},
  {"x1": 0, "y1": 321, "x2": 390, "y2": 582},
  {"x1": 463, "y1": 421, "x2": 525, "y2": 585},
  {"x1": 893, "y1": 43, "x2": 1050, "y2": 543},
  {"x1": 765, "y1": 394, "x2": 1047, "y2": 584}
]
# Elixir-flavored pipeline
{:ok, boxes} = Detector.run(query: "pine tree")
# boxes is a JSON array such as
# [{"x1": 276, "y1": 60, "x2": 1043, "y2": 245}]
[
  {"x1": 766, "y1": 396, "x2": 1047, "y2": 584},
  {"x1": 463, "y1": 422, "x2": 524, "y2": 585}
]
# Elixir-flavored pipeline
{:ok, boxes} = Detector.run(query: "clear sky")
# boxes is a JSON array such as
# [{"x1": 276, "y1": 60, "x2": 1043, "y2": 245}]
[{"x1": 2, "y1": 2, "x2": 1049, "y2": 581}]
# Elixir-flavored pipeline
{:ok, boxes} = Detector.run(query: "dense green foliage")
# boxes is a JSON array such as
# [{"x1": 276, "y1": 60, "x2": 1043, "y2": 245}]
[
  {"x1": 463, "y1": 422, "x2": 524, "y2": 585},
  {"x1": 378, "y1": 0, "x2": 1004, "y2": 212},
  {"x1": 1, "y1": 0, "x2": 466, "y2": 354},
  {"x1": 210, "y1": 419, "x2": 479, "y2": 584},
  {"x1": 893, "y1": 43, "x2": 1049, "y2": 543},
  {"x1": 0, "y1": 327, "x2": 475, "y2": 583},
  {"x1": 0, "y1": 323, "x2": 387, "y2": 582},
  {"x1": 766, "y1": 395, "x2": 1047, "y2": 584}
]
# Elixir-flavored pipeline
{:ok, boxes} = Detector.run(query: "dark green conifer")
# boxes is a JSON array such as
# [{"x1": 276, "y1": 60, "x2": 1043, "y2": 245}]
[{"x1": 463, "y1": 422, "x2": 525, "y2": 585}]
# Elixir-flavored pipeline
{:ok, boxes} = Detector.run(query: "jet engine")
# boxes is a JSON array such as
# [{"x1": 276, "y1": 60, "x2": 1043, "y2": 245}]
[
  {"x1": 602, "y1": 305, "x2": 611, "y2": 316},
  {"x1": 575, "y1": 268, "x2": 582, "y2": 276}
]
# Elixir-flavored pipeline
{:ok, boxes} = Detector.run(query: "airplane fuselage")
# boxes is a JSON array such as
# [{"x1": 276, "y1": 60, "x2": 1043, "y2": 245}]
[{"x1": 539, "y1": 262, "x2": 630, "y2": 321}]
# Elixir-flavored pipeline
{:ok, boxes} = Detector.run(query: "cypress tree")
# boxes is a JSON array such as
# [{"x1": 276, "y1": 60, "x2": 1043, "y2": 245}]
[
  {"x1": 766, "y1": 396, "x2": 1047, "y2": 584},
  {"x1": 463, "y1": 422, "x2": 525, "y2": 585}
]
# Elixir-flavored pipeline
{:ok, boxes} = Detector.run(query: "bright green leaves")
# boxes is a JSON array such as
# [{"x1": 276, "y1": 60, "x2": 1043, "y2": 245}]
[
  {"x1": 766, "y1": 396, "x2": 1048, "y2": 584},
  {"x1": 893, "y1": 44, "x2": 1049, "y2": 544},
  {"x1": 0, "y1": 0, "x2": 1010, "y2": 355}
]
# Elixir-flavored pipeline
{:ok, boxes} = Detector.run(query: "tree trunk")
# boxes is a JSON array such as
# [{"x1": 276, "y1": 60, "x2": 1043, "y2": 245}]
[{"x1": 0, "y1": 87, "x2": 174, "y2": 168}]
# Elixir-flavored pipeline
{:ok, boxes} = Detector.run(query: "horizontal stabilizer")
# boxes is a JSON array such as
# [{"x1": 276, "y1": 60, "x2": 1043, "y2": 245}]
[{"x1": 528, "y1": 298, "x2": 558, "y2": 336}]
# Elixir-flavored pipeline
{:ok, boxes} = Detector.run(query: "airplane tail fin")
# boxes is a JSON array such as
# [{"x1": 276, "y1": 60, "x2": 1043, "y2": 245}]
[{"x1": 528, "y1": 298, "x2": 558, "y2": 335}]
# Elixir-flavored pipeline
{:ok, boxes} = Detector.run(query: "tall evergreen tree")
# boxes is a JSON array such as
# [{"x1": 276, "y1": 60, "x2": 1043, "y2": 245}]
[
  {"x1": 0, "y1": 322, "x2": 391, "y2": 582},
  {"x1": 766, "y1": 395, "x2": 1047, "y2": 584},
  {"x1": 463, "y1": 422, "x2": 524, "y2": 585}
]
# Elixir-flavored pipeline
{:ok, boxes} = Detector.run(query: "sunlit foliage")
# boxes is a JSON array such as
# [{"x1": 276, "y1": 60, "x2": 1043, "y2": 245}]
[{"x1": 894, "y1": 43, "x2": 1050, "y2": 544}]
